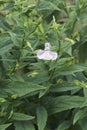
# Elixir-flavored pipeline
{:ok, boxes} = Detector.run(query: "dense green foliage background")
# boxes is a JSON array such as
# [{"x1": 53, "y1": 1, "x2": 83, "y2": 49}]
[{"x1": 0, "y1": 0, "x2": 87, "y2": 130}]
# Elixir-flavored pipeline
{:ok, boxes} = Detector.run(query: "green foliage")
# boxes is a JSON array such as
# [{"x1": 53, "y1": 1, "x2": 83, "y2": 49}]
[
  {"x1": 0, "y1": 123, "x2": 11, "y2": 130},
  {"x1": 12, "y1": 112, "x2": 35, "y2": 121},
  {"x1": 36, "y1": 106, "x2": 47, "y2": 130},
  {"x1": 14, "y1": 121, "x2": 35, "y2": 130},
  {"x1": 0, "y1": 0, "x2": 87, "y2": 130}
]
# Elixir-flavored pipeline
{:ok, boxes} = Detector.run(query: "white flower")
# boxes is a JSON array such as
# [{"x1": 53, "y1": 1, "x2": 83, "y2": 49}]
[{"x1": 37, "y1": 43, "x2": 58, "y2": 60}]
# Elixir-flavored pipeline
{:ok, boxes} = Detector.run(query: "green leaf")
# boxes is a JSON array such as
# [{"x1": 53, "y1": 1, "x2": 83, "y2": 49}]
[
  {"x1": 78, "y1": 43, "x2": 87, "y2": 63},
  {"x1": 43, "y1": 96, "x2": 85, "y2": 114},
  {"x1": 2, "y1": 3, "x2": 14, "y2": 11},
  {"x1": 60, "y1": 39, "x2": 75, "y2": 56},
  {"x1": 38, "y1": 0, "x2": 61, "y2": 11},
  {"x1": 79, "y1": 117, "x2": 87, "y2": 130},
  {"x1": 73, "y1": 109, "x2": 87, "y2": 124},
  {"x1": 5, "y1": 81, "x2": 46, "y2": 97},
  {"x1": 0, "y1": 44, "x2": 13, "y2": 55},
  {"x1": 0, "y1": 123, "x2": 11, "y2": 130},
  {"x1": 49, "y1": 57, "x2": 74, "y2": 70},
  {"x1": 36, "y1": 106, "x2": 48, "y2": 130},
  {"x1": 0, "y1": 17, "x2": 11, "y2": 30},
  {"x1": 55, "y1": 64, "x2": 87, "y2": 76},
  {"x1": 50, "y1": 83, "x2": 79, "y2": 92},
  {"x1": 0, "y1": 34, "x2": 13, "y2": 55},
  {"x1": 39, "y1": 86, "x2": 50, "y2": 98},
  {"x1": 14, "y1": 121, "x2": 35, "y2": 130},
  {"x1": 56, "y1": 121, "x2": 70, "y2": 130},
  {"x1": 10, "y1": 74, "x2": 24, "y2": 82},
  {"x1": 12, "y1": 112, "x2": 35, "y2": 121},
  {"x1": 9, "y1": 32, "x2": 23, "y2": 46},
  {"x1": 0, "y1": 97, "x2": 6, "y2": 103},
  {"x1": 83, "y1": 88, "x2": 87, "y2": 98}
]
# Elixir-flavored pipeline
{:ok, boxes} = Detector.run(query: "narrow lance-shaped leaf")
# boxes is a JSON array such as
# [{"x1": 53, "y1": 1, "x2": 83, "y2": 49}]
[
  {"x1": 36, "y1": 106, "x2": 48, "y2": 130},
  {"x1": 73, "y1": 109, "x2": 87, "y2": 124},
  {"x1": 56, "y1": 121, "x2": 70, "y2": 130},
  {"x1": 0, "y1": 123, "x2": 11, "y2": 130},
  {"x1": 14, "y1": 121, "x2": 35, "y2": 130},
  {"x1": 5, "y1": 81, "x2": 46, "y2": 97},
  {"x1": 42, "y1": 96, "x2": 85, "y2": 114},
  {"x1": 12, "y1": 112, "x2": 35, "y2": 121}
]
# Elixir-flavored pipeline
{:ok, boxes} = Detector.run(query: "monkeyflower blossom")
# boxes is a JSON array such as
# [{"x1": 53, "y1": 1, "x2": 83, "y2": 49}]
[{"x1": 37, "y1": 43, "x2": 58, "y2": 60}]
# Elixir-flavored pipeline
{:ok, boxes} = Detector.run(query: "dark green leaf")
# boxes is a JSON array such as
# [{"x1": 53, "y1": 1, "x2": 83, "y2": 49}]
[
  {"x1": 36, "y1": 106, "x2": 48, "y2": 130},
  {"x1": 79, "y1": 117, "x2": 87, "y2": 130},
  {"x1": 73, "y1": 109, "x2": 87, "y2": 124},
  {"x1": 0, "y1": 123, "x2": 11, "y2": 130},
  {"x1": 14, "y1": 121, "x2": 35, "y2": 130},
  {"x1": 12, "y1": 112, "x2": 35, "y2": 121},
  {"x1": 5, "y1": 81, "x2": 46, "y2": 97},
  {"x1": 56, "y1": 121, "x2": 70, "y2": 130},
  {"x1": 43, "y1": 96, "x2": 85, "y2": 114}
]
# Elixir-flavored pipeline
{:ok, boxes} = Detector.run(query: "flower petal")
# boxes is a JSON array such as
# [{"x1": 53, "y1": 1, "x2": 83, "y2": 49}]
[
  {"x1": 37, "y1": 50, "x2": 58, "y2": 60},
  {"x1": 37, "y1": 43, "x2": 58, "y2": 60},
  {"x1": 44, "y1": 42, "x2": 50, "y2": 51},
  {"x1": 37, "y1": 50, "x2": 45, "y2": 59},
  {"x1": 41, "y1": 51, "x2": 53, "y2": 60},
  {"x1": 50, "y1": 52, "x2": 58, "y2": 60}
]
